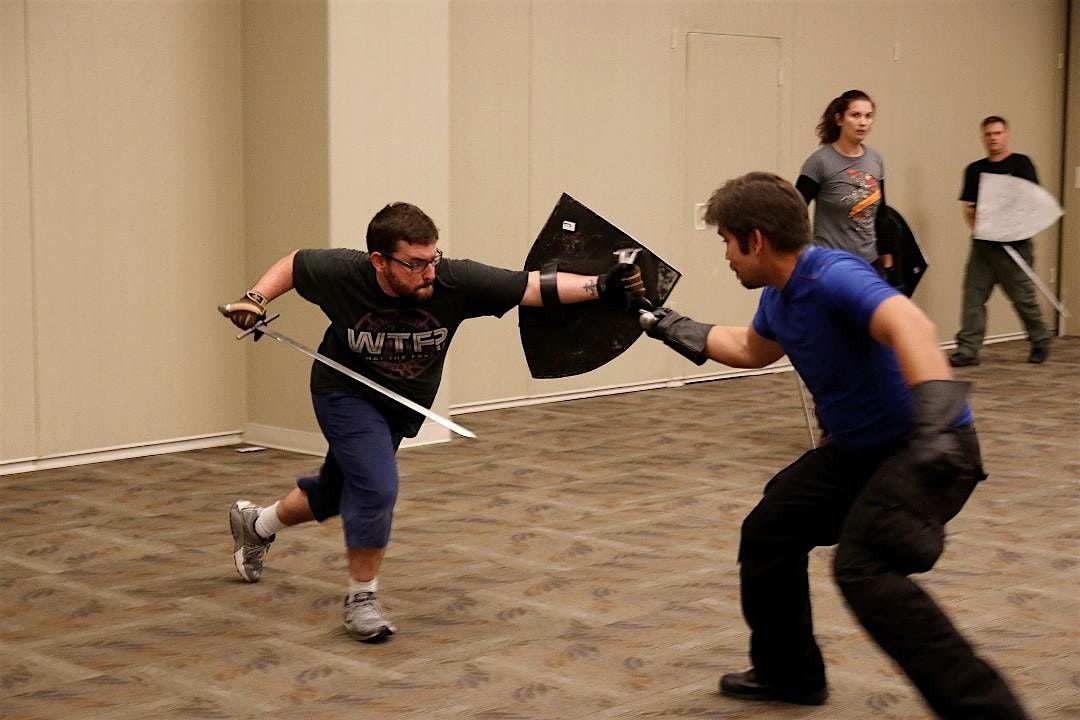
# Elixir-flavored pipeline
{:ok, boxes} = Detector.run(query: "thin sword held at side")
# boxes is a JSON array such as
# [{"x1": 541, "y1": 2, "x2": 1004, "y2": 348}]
[
  {"x1": 1001, "y1": 244, "x2": 1070, "y2": 318},
  {"x1": 221, "y1": 311, "x2": 476, "y2": 439}
]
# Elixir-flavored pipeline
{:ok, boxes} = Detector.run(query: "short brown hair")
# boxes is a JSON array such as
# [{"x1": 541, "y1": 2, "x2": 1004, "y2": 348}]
[
  {"x1": 704, "y1": 172, "x2": 810, "y2": 254},
  {"x1": 366, "y1": 202, "x2": 439, "y2": 254},
  {"x1": 981, "y1": 115, "x2": 1008, "y2": 129}
]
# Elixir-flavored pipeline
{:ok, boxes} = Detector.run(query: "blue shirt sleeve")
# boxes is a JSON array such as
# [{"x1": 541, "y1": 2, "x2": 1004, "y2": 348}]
[
  {"x1": 820, "y1": 255, "x2": 900, "y2": 329},
  {"x1": 751, "y1": 288, "x2": 778, "y2": 341}
]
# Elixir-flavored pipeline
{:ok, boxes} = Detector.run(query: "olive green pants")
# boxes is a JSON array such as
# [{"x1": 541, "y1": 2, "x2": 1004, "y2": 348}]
[{"x1": 954, "y1": 240, "x2": 1050, "y2": 358}]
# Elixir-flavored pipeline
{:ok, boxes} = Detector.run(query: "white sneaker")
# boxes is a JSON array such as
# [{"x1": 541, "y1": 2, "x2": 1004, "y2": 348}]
[
  {"x1": 343, "y1": 591, "x2": 396, "y2": 642},
  {"x1": 229, "y1": 500, "x2": 274, "y2": 582}
]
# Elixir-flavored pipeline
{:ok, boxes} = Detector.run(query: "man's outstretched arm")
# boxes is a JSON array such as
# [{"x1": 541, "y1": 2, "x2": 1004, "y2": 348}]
[
  {"x1": 220, "y1": 250, "x2": 298, "y2": 330},
  {"x1": 640, "y1": 308, "x2": 784, "y2": 369},
  {"x1": 519, "y1": 263, "x2": 643, "y2": 307},
  {"x1": 249, "y1": 250, "x2": 299, "y2": 302}
]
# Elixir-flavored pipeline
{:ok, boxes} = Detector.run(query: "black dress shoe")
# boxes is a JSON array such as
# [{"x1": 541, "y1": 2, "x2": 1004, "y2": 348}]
[
  {"x1": 1028, "y1": 343, "x2": 1049, "y2": 364},
  {"x1": 949, "y1": 352, "x2": 980, "y2": 367},
  {"x1": 719, "y1": 669, "x2": 828, "y2": 706}
]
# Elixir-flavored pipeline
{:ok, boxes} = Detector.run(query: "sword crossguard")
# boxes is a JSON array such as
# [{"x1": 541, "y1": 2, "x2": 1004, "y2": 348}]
[{"x1": 235, "y1": 313, "x2": 280, "y2": 341}]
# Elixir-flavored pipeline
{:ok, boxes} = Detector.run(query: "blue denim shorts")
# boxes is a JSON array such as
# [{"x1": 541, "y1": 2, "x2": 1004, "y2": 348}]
[{"x1": 297, "y1": 392, "x2": 403, "y2": 548}]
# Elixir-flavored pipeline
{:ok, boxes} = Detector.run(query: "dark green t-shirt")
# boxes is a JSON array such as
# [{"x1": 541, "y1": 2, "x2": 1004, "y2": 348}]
[{"x1": 293, "y1": 248, "x2": 529, "y2": 437}]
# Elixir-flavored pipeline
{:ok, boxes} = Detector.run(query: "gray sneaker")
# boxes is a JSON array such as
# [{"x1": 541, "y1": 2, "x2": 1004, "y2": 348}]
[
  {"x1": 343, "y1": 591, "x2": 396, "y2": 643},
  {"x1": 229, "y1": 500, "x2": 274, "y2": 582}
]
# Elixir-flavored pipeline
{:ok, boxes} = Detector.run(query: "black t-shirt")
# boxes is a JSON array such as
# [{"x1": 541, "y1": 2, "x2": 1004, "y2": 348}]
[
  {"x1": 960, "y1": 153, "x2": 1039, "y2": 242},
  {"x1": 293, "y1": 248, "x2": 529, "y2": 437}
]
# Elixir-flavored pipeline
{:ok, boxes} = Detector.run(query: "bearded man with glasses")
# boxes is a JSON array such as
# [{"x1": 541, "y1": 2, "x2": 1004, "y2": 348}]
[{"x1": 219, "y1": 202, "x2": 638, "y2": 642}]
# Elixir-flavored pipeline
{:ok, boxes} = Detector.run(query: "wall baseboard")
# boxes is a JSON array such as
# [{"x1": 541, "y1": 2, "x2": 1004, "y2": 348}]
[
  {"x1": 448, "y1": 334, "x2": 1029, "y2": 416},
  {"x1": 242, "y1": 420, "x2": 451, "y2": 458},
  {"x1": 0, "y1": 432, "x2": 242, "y2": 476},
  {"x1": 450, "y1": 363, "x2": 797, "y2": 415},
  {"x1": 0, "y1": 333, "x2": 1031, "y2": 475}
]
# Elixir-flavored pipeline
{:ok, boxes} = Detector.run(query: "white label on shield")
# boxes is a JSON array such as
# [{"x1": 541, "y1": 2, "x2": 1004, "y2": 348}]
[{"x1": 562, "y1": 220, "x2": 576, "y2": 231}]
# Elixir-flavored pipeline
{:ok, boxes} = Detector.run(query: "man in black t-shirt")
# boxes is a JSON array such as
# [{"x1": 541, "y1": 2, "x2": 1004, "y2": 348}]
[
  {"x1": 220, "y1": 202, "x2": 636, "y2": 642},
  {"x1": 950, "y1": 116, "x2": 1052, "y2": 367}
]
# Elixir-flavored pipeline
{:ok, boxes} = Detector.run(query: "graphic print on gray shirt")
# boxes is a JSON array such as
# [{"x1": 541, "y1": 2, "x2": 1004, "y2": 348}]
[{"x1": 799, "y1": 144, "x2": 885, "y2": 263}]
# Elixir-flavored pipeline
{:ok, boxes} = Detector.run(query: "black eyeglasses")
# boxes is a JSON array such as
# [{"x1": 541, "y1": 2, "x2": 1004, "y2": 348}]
[{"x1": 386, "y1": 249, "x2": 443, "y2": 274}]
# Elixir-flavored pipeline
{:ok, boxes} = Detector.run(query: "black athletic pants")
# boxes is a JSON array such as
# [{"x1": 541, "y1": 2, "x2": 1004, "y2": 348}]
[{"x1": 737, "y1": 427, "x2": 1028, "y2": 719}]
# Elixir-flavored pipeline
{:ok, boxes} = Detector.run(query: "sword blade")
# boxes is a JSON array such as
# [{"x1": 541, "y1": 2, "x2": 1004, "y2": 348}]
[
  {"x1": 248, "y1": 320, "x2": 476, "y2": 439},
  {"x1": 792, "y1": 369, "x2": 817, "y2": 449},
  {"x1": 1001, "y1": 244, "x2": 1070, "y2": 318}
]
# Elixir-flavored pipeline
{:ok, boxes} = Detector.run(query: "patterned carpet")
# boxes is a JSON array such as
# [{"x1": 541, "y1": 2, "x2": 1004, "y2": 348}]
[{"x1": 1, "y1": 338, "x2": 1077, "y2": 719}]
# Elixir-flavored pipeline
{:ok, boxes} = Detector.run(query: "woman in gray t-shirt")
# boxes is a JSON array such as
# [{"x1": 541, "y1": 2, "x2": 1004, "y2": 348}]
[{"x1": 796, "y1": 90, "x2": 896, "y2": 274}]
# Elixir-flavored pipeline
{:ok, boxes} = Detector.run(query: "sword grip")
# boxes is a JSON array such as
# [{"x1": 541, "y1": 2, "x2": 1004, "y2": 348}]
[{"x1": 612, "y1": 249, "x2": 650, "y2": 309}]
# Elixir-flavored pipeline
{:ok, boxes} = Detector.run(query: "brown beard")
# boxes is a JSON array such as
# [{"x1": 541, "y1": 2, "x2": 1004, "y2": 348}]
[
  {"x1": 386, "y1": 272, "x2": 434, "y2": 302},
  {"x1": 411, "y1": 284, "x2": 434, "y2": 302}
]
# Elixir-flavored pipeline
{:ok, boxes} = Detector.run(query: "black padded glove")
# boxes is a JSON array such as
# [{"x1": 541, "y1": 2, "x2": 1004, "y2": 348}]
[
  {"x1": 638, "y1": 307, "x2": 711, "y2": 365},
  {"x1": 909, "y1": 380, "x2": 970, "y2": 478},
  {"x1": 597, "y1": 263, "x2": 646, "y2": 306}
]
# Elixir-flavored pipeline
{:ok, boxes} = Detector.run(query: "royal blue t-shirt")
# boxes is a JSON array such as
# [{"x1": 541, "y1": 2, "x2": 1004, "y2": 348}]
[{"x1": 752, "y1": 246, "x2": 973, "y2": 452}]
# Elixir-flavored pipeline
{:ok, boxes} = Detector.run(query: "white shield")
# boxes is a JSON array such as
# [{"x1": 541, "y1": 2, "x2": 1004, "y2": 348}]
[
  {"x1": 972, "y1": 173, "x2": 1068, "y2": 316},
  {"x1": 973, "y1": 173, "x2": 1063, "y2": 242}
]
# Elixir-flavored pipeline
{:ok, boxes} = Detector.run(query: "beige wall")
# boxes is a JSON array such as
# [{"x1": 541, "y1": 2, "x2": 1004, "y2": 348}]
[
  {"x1": 2, "y1": 0, "x2": 1073, "y2": 469},
  {"x1": 2, "y1": 0, "x2": 37, "y2": 461},
  {"x1": 446, "y1": 0, "x2": 1071, "y2": 411},
  {"x1": 2, "y1": 0, "x2": 246, "y2": 469},
  {"x1": 244, "y1": 0, "x2": 455, "y2": 452},
  {"x1": 1062, "y1": 0, "x2": 1079, "y2": 336},
  {"x1": 241, "y1": 0, "x2": 329, "y2": 444},
  {"x1": 319, "y1": 0, "x2": 453, "y2": 447}
]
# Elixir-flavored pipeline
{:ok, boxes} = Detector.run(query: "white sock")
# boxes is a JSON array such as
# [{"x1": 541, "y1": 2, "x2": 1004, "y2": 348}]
[
  {"x1": 254, "y1": 502, "x2": 285, "y2": 539},
  {"x1": 349, "y1": 577, "x2": 378, "y2": 595}
]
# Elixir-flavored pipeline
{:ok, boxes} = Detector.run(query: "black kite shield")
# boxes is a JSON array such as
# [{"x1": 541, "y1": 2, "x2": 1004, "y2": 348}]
[
  {"x1": 519, "y1": 193, "x2": 681, "y2": 378},
  {"x1": 882, "y1": 205, "x2": 928, "y2": 298}
]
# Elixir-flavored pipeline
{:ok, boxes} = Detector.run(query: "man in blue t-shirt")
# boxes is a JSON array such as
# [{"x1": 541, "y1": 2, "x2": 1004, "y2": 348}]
[
  {"x1": 639, "y1": 172, "x2": 1027, "y2": 719},
  {"x1": 220, "y1": 202, "x2": 638, "y2": 643}
]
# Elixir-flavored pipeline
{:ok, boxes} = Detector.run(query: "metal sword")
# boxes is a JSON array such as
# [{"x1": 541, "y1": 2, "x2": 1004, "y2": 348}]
[
  {"x1": 1001, "y1": 244, "x2": 1070, "y2": 318},
  {"x1": 222, "y1": 311, "x2": 477, "y2": 439}
]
